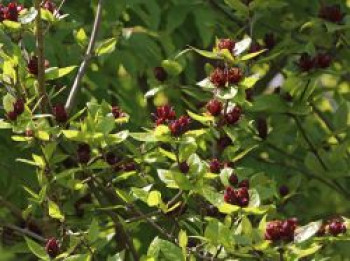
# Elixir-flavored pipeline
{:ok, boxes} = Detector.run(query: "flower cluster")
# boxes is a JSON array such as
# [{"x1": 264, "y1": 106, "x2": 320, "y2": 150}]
[
  {"x1": 45, "y1": 238, "x2": 60, "y2": 258},
  {"x1": 265, "y1": 218, "x2": 298, "y2": 242},
  {"x1": 153, "y1": 105, "x2": 176, "y2": 125},
  {"x1": 224, "y1": 186, "x2": 250, "y2": 207},
  {"x1": 168, "y1": 116, "x2": 191, "y2": 137},
  {"x1": 209, "y1": 67, "x2": 243, "y2": 88},
  {"x1": 0, "y1": 2, "x2": 23, "y2": 22}
]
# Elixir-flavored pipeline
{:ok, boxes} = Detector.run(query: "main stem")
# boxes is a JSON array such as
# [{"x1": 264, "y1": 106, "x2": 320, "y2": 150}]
[{"x1": 35, "y1": 0, "x2": 50, "y2": 112}]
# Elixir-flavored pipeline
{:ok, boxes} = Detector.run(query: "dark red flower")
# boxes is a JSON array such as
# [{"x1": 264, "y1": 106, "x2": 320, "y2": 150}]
[
  {"x1": 13, "y1": 99, "x2": 25, "y2": 115},
  {"x1": 229, "y1": 174, "x2": 238, "y2": 186},
  {"x1": 238, "y1": 179, "x2": 250, "y2": 189},
  {"x1": 249, "y1": 42, "x2": 262, "y2": 53},
  {"x1": 328, "y1": 219, "x2": 347, "y2": 236},
  {"x1": 7, "y1": 111, "x2": 18, "y2": 121},
  {"x1": 111, "y1": 106, "x2": 125, "y2": 119},
  {"x1": 53, "y1": 104, "x2": 68, "y2": 123},
  {"x1": 319, "y1": 4, "x2": 344, "y2": 23},
  {"x1": 210, "y1": 68, "x2": 227, "y2": 88},
  {"x1": 224, "y1": 106, "x2": 242, "y2": 125},
  {"x1": 123, "y1": 162, "x2": 137, "y2": 172},
  {"x1": 209, "y1": 159, "x2": 222, "y2": 174},
  {"x1": 77, "y1": 143, "x2": 91, "y2": 164},
  {"x1": 179, "y1": 161, "x2": 190, "y2": 174},
  {"x1": 298, "y1": 53, "x2": 315, "y2": 72},
  {"x1": 27, "y1": 56, "x2": 39, "y2": 75},
  {"x1": 42, "y1": 0, "x2": 56, "y2": 14},
  {"x1": 45, "y1": 238, "x2": 60, "y2": 258},
  {"x1": 279, "y1": 185, "x2": 289, "y2": 197},
  {"x1": 315, "y1": 53, "x2": 332, "y2": 69},
  {"x1": 5, "y1": 2, "x2": 22, "y2": 22},
  {"x1": 217, "y1": 136, "x2": 232, "y2": 150},
  {"x1": 154, "y1": 105, "x2": 176, "y2": 125},
  {"x1": 227, "y1": 67, "x2": 243, "y2": 84},
  {"x1": 257, "y1": 118, "x2": 268, "y2": 140},
  {"x1": 105, "y1": 152, "x2": 119, "y2": 166},
  {"x1": 168, "y1": 116, "x2": 190, "y2": 136},
  {"x1": 206, "y1": 99, "x2": 223, "y2": 116}
]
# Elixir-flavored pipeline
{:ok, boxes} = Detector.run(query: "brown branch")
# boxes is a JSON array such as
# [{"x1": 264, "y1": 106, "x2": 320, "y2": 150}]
[
  {"x1": 65, "y1": 0, "x2": 103, "y2": 113},
  {"x1": 2, "y1": 223, "x2": 46, "y2": 243}
]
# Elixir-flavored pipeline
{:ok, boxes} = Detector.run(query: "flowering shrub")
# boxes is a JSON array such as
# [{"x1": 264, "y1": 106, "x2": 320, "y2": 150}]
[{"x1": 0, "y1": 0, "x2": 349, "y2": 260}]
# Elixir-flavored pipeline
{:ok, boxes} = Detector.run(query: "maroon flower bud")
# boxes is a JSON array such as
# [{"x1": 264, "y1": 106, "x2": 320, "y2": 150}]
[
  {"x1": 227, "y1": 67, "x2": 243, "y2": 84},
  {"x1": 206, "y1": 99, "x2": 223, "y2": 116},
  {"x1": 224, "y1": 186, "x2": 237, "y2": 204},
  {"x1": 7, "y1": 111, "x2": 18, "y2": 121},
  {"x1": 319, "y1": 4, "x2": 344, "y2": 23},
  {"x1": 209, "y1": 159, "x2": 222, "y2": 174},
  {"x1": 45, "y1": 238, "x2": 60, "y2": 258},
  {"x1": 315, "y1": 53, "x2": 332, "y2": 69},
  {"x1": 298, "y1": 53, "x2": 315, "y2": 72},
  {"x1": 205, "y1": 205, "x2": 221, "y2": 217},
  {"x1": 0, "y1": 5, "x2": 6, "y2": 22},
  {"x1": 111, "y1": 106, "x2": 125, "y2": 119},
  {"x1": 179, "y1": 161, "x2": 190, "y2": 174},
  {"x1": 53, "y1": 104, "x2": 68, "y2": 123},
  {"x1": 236, "y1": 187, "x2": 250, "y2": 207},
  {"x1": 264, "y1": 33, "x2": 276, "y2": 50},
  {"x1": 249, "y1": 42, "x2": 262, "y2": 53},
  {"x1": 154, "y1": 66, "x2": 168, "y2": 82},
  {"x1": 280, "y1": 218, "x2": 298, "y2": 241},
  {"x1": 224, "y1": 106, "x2": 242, "y2": 125},
  {"x1": 223, "y1": 161, "x2": 235, "y2": 169},
  {"x1": 328, "y1": 220, "x2": 347, "y2": 236},
  {"x1": 105, "y1": 152, "x2": 118, "y2": 166},
  {"x1": 28, "y1": 56, "x2": 39, "y2": 75},
  {"x1": 317, "y1": 224, "x2": 326, "y2": 236},
  {"x1": 217, "y1": 38, "x2": 235, "y2": 52},
  {"x1": 229, "y1": 174, "x2": 238, "y2": 186},
  {"x1": 210, "y1": 68, "x2": 227, "y2": 88},
  {"x1": 77, "y1": 143, "x2": 91, "y2": 164},
  {"x1": 257, "y1": 118, "x2": 268, "y2": 140},
  {"x1": 238, "y1": 179, "x2": 250, "y2": 189},
  {"x1": 279, "y1": 185, "x2": 289, "y2": 197},
  {"x1": 13, "y1": 99, "x2": 25, "y2": 115}
]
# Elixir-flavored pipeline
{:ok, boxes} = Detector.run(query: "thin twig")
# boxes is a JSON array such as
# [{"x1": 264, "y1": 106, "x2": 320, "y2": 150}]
[{"x1": 65, "y1": 0, "x2": 103, "y2": 113}]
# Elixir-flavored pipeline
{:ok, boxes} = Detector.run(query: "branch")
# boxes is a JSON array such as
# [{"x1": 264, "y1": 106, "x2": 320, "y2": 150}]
[
  {"x1": 3, "y1": 223, "x2": 46, "y2": 243},
  {"x1": 65, "y1": 0, "x2": 103, "y2": 113},
  {"x1": 35, "y1": 0, "x2": 50, "y2": 112}
]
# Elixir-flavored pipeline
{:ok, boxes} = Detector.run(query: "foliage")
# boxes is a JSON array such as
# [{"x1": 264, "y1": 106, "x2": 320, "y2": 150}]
[{"x1": 0, "y1": 0, "x2": 350, "y2": 260}]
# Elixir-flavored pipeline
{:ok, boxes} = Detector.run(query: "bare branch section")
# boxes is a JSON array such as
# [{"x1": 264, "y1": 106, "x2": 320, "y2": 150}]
[
  {"x1": 65, "y1": 0, "x2": 103, "y2": 113},
  {"x1": 35, "y1": 0, "x2": 50, "y2": 112}
]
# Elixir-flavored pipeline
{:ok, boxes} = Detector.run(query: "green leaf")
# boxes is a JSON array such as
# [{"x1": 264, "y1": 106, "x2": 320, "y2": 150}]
[
  {"x1": 289, "y1": 243, "x2": 322, "y2": 258},
  {"x1": 64, "y1": 254, "x2": 91, "y2": 261},
  {"x1": 48, "y1": 200, "x2": 65, "y2": 221},
  {"x1": 41, "y1": 8, "x2": 55, "y2": 22},
  {"x1": 87, "y1": 219, "x2": 100, "y2": 243},
  {"x1": 189, "y1": 47, "x2": 221, "y2": 60},
  {"x1": 162, "y1": 60, "x2": 183, "y2": 76},
  {"x1": 45, "y1": 66, "x2": 77, "y2": 80},
  {"x1": 25, "y1": 237, "x2": 49, "y2": 260},
  {"x1": 249, "y1": 94, "x2": 288, "y2": 113},
  {"x1": 178, "y1": 230, "x2": 188, "y2": 250},
  {"x1": 187, "y1": 110, "x2": 214, "y2": 125},
  {"x1": 240, "y1": 49, "x2": 267, "y2": 61},
  {"x1": 294, "y1": 221, "x2": 322, "y2": 243},
  {"x1": 224, "y1": 0, "x2": 249, "y2": 16},
  {"x1": 3, "y1": 93, "x2": 16, "y2": 113},
  {"x1": 218, "y1": 203, "x2": 240, "y2": 214},
  {"x1": 147, "y1": 191, "x2": 162, "y2": 207},
  {"x1": 148, "y1": 238, "x2": 184, "y2": 261},
  {"x1": 75, "y1": 28, "x2": 88, "y2": 47},
  {"x1": 3, "y1": 20, "x2": 21, "y2": 30},
  {"x1": 217, "y1": 86, "x2": 238, "y2": 100},
  {"x1": 95, "y1": 38, "x2": 117, "y2": 56},
  {"x1": 172, "y1": 171, "x2": 192, "y2": 190}
]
